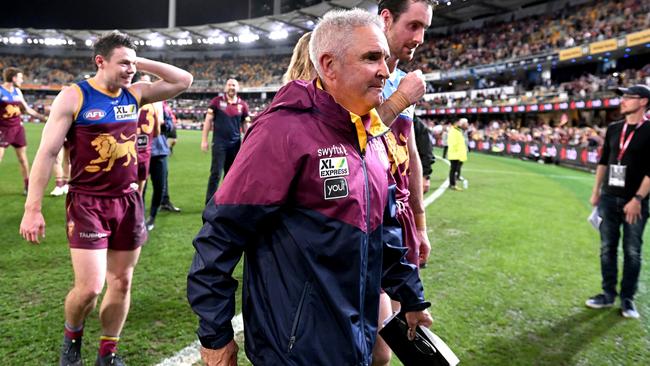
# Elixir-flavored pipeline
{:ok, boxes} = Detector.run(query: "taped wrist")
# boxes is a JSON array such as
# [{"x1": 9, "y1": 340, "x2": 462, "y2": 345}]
[
  {"x1": 383, "y1": 90, "x2": 411, "y2": 118},
  {"x1": 414, "y1": 213, "x2": 426, "y2": 231}
]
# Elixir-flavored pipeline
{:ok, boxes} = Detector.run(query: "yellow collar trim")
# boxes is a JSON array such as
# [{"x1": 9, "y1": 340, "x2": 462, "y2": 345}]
[
  {"x1": 87, "y1": 78, "x2": 122, "y2": 98},
  {"x1": 316, "y1": 78, "x2": 388, "y2": 153},
  {"x1": 350, "y1": 109, "x2": 387, "y2": 153}
]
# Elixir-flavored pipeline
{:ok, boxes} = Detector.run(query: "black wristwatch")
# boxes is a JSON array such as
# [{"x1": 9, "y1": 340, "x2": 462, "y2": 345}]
[{"x1": 634, "y1": 194, "x2": 644, "y2": 202}]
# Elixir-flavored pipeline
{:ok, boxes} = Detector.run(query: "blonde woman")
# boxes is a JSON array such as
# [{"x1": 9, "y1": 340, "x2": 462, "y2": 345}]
[{"x1": 282, "y1": 32, "x2": 315, "y2": 84}]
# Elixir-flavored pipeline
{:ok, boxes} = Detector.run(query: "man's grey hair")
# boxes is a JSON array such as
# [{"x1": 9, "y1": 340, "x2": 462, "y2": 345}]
[{"x1": 309, "y1": 8, "x2": 384, "y2": 78}]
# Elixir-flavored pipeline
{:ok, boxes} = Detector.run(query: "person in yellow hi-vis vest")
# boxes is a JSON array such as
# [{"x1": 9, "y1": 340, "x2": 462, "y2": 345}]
[{"x1": 448, "y1": 118, "x2": 468, "y2": 191}]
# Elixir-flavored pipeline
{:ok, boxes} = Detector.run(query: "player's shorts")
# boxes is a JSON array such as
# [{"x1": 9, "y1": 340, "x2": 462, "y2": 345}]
[
  {"x1": 396, "y1": 201, "x2": 420, "y2": 267},
  {"x1": 0, "y1": 124, "x2": 27, "y2": 148},
  {"x1": 65, "y1": 191, "x2": 147, "y2": 250}
]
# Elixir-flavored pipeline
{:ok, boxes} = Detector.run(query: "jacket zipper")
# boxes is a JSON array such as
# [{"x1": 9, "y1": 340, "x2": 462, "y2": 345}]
[
  {"x1": 359, "y1": 151, "x2": 370, "y2": 366},
  {"x1": 288, "y1": 281, "x2": 311, "y2": 353}
]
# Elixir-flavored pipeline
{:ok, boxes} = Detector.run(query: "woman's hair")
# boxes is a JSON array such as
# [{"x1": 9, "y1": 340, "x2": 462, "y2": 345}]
[{"x1": 282, "y1": 32, "x2": 315, "y2": 84}]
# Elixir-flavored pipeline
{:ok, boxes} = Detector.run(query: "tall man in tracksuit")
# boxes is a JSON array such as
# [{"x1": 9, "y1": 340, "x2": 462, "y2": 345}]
[
  {"x1": 188, "y1": 9, "x2": 432, "y2": 366},
  {"x1": 372, "y1": 1, "x2": 434, "y2": 364},
  {"x1": 201, "y1": 78, "x2": 251, "y2": 203}
]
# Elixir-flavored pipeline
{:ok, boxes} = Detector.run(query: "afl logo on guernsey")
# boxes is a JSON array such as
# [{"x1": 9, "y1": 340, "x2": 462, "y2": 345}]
[{"x1": 84, "y1": 109, "x2": 106, "y2": 121}]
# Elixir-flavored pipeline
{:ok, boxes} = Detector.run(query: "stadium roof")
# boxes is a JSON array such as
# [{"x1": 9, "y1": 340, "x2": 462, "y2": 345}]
[{"x1": 0, "y1": 0, "x2": 551, "y2": 50}]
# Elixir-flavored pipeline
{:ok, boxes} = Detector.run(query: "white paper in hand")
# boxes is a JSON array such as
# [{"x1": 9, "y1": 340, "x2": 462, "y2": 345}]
[{"x1": 588, "y1": 207, "x2": 602, "y2": 230}]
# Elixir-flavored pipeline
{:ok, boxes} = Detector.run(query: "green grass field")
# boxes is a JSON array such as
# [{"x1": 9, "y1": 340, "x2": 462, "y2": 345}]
[{"x1": 1, "y1": 123, "x2": 648, "y2": 365}]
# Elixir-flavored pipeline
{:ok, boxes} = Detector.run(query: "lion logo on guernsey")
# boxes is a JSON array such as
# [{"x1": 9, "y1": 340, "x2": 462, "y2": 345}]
[{"x1": 85, "y1": 133, "x2": 137, "y2": 172}]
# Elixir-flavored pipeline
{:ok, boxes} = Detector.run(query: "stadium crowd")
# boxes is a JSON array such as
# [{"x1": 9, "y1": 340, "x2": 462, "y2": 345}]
[
  {"x1": 419, "y1": 64, "x2": 650, "y2": 109},
  {"x1": 0, "y1": 54, "x2": 290, "y2": 89},
  {"x1": 1, "y1": 0, "x2": 648, "y2": 89},
  {"x1": 425, "y1": 118, "x2": 607, "y2": 147},
  {"x1": 409, "y1": 0, "x2": 650, "y2": 72}
]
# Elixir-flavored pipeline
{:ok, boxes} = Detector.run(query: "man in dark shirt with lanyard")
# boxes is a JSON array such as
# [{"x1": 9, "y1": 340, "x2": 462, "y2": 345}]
[
  {"x1": 201, "y1": 78, "x2": 251, "y2": 203},
  {"x1": 587, "y1": 85, "x2": 650, "y2": 319}
]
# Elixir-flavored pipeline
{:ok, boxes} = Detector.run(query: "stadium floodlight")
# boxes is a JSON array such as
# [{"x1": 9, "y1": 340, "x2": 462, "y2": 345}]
[
  {"x1": 9, "y1": 37, "x2": 23, "y2": 45},
  {"x1": 85, "y1": 39, "x2": 93, "y2": 47},
  {"x1": 206, "y1": 36, "x2": 225, "y2": 45},
  {"x1": 239, "y1": 33, "x2": 259, "y2": 43},
  {"x1": 27, "y1": 38, "x2": 33, "y2": 44},
  {"x1": 44, "y1": 37, "x2": 66, "y2": 46},
  {"x1": 151, "y1": 38, "x2": 164, "y2": 47},
  {"x1": 269, "y1": 29, "x2": 288, "y2": 41}
]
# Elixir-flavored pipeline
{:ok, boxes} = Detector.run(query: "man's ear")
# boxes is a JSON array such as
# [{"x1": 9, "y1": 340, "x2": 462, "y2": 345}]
[
  {"x1": 95, "y1": 55, "x2": 105, "y2": 70},
  {"x1": 319, "y1": 53, "x2": 337, "y2": 81},
  {"x1": 379, "y1": 9, "x2": 393, "y2": 30}
]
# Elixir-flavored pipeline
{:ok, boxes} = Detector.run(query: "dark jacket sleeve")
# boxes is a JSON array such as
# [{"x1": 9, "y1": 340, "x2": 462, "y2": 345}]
[
  {"x1": 380, "y1": 185, "x2": 431, "y2": 312},
  {"x1": 187, "y1": 116, "x2": 297, "y2": 349},
  {"x1": 414, "y1": 116, "x2": 434, "y2": 177}
]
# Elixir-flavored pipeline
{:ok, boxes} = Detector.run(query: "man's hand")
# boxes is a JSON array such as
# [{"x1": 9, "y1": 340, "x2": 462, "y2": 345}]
[
  {"x1": 200, "y1": 341, "x2": 238, "y2": 366},
  {"x1": 396, "y1": 70, "x2": 426, "y2": 105},
  {"x1": 590, "y1": 191, "x2": 600, "y2": 207},
  {"x1": 20, "y1": 209, "x2": 46, "y2": 244},
  {"x1": 423, "y1": 176, "x2": 430, "y2": 194},
  {"x1": 405, "y1": 309, "x2": 433, "y2": 341},
  {"x1": 624, "y1": 199, "x2": 642, "y2": 225},
  {"x1": 201, "y1": 140, "x2": 210, "y2": 153},
  {"x1": 417, "y1": 229, "x2": 431, "y2": 267}
]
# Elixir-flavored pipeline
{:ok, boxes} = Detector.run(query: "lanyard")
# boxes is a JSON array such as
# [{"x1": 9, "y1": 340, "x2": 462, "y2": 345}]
[{"x1": 618, "y1": 120, "x2": 646, "y2": 163}]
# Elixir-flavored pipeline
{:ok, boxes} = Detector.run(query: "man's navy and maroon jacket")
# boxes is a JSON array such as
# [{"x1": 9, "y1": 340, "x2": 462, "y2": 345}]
[{"x1": 187, "y1": 79, "x2": 429, "y2": 366}]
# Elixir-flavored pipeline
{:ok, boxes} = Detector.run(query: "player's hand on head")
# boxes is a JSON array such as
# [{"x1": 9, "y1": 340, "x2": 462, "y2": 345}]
[
  {"x1": 398, "y1": 70, "x2": 426, "y2": 105},
  {"x1": 19, "y1": 210, "x2": 46, "y2": 244}
]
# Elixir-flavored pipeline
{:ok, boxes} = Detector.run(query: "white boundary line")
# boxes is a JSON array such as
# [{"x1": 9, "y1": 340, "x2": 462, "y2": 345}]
[
  {"x1": 155, "y1": 156, "x2": 450, "y2": 365},
  {"x1": 154, "y1": 314, "x2": 243, "y2": 366},
  {"x1": 424, "y1": 155, "x2": 450, "y2": 208}
]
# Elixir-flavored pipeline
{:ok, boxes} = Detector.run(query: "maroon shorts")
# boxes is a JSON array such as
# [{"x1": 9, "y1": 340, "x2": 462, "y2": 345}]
[
  {"x1": 65, "y1": 191, "x2": 147, "y2": 250},
  {"x1": 0, "y1": 124, "x2": 26, "y2": 148},
  {"x1": 396, "y1": 202, "x2": 420, "y2": 267}
]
